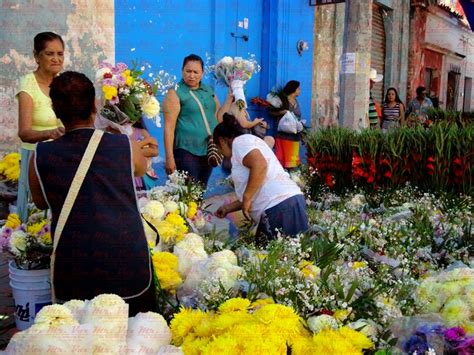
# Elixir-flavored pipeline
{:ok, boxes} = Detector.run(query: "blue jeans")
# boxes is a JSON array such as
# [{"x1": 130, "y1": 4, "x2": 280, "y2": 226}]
[
  {"x1": 256, "y1": 194, "x2": 308, "y2": 246},
  {"x1": 174, "y1": 148, "x2": 213, "y2": 186}
]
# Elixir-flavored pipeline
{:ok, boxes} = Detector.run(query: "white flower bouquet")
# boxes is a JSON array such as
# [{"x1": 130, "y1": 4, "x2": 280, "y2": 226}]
[{"x1": 211, "y1": 56, "x2": 260, "y2": 109}]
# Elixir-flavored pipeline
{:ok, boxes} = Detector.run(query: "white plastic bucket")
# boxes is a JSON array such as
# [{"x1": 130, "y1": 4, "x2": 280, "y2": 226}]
[{"x1": 8, "y1": 261, "x2": 52, "y2": 330}]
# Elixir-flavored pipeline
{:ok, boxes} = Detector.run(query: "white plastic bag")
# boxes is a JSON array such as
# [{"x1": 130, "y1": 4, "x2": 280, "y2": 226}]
[{"x1": 277, "y1": 111, "x2": 303, "y2": 134}]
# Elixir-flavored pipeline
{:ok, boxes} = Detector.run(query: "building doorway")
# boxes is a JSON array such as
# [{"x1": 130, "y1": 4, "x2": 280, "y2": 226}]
[
  {"x1": 446, "y1": 71, "x2": 461, "y2": 110},
  {"x1": 463, "y1": 77, "x2": 472, "y2": 113}
]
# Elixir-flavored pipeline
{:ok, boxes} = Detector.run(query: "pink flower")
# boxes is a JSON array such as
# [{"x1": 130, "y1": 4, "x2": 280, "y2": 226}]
[
  {"x1": 99, "y1": 61, "x2": 113, "y2": 69},
  {"x1": 116, "y1": 75, "x2": 126, "y2": 86}
]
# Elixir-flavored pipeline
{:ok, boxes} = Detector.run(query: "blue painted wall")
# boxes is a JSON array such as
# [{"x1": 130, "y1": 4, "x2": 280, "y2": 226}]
[{"x1": 115, "y1": 0, "x2": 314, "y2": 185}]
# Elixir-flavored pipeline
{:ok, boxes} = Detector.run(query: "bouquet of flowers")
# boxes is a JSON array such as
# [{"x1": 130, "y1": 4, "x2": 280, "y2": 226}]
[
  {"x1": 1, "y1": 212, "x2": 52, "y2": 269},
  {"x1": 95, "y1": 61, "x2": 161, "y2": 134},
  {"x1": 211, "y1": 56, "x2": 260, "y2": 109}
]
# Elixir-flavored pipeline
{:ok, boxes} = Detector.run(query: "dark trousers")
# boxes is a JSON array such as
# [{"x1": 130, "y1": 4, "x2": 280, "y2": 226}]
[
  {"x1": 174, "y1": 148, "x2": 213, "y2": 186},
  {"x1": 256, "y1": 194, "x2": 309, "y2": 246}
]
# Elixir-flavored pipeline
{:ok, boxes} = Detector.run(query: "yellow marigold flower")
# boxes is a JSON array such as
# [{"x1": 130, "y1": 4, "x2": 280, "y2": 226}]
[
  {"x1": 210, "y1": 312, "x2": 253, "y2": 334},
  {"x1": 193, "y1": 312, "x2": 216, "y2": 338},
  {"x1": 352, "y1": 261, "x2": 367, "y2": 270},
  {"x1": 166, "y1": 212, "x2": 187, "y2": 227},
  {"x1": 218, "y1": 298, "x2": 251, "y2": 313},
  {"x1": 187, "y1": 201, "x2": 198, "y2": 219},
  {"x1": 254, "y1": 304, "x2": 298, "y2": 326},
  {"x1": 156, "y1": 268, "x2": 182, "y2": 290},
  {"x1": 40, "y1": 232, "x2": 52, "y2": 245},
  {"x1": 201, "y1": 334, "x2": 243, "y2": 355},
  {"x1": 5, "y1": 213, "x2": 21, "y2": 229},
  {"x1": 4, "y1": 165, "x2": 20, "y2": 181},
  {"x1": 338, "y1": 326, "x2": 374, "y2": 351},
  {"x1": 289, "y1": 334, "x2": 316, "y2": 354},
  {"x1": 170, "y1": 307, "x2": 206, "y2": 345},
  {"x1": 152, "y1": 251, "x2": 179, "y2": 271},
  {"x1": 156, "y1": 220, "x2": 176, "y2": 243},
  {"x1": 250, "y1": 298, "x2": 274, "y2": 310},
  {"x1": 27, "y1": 220, "x2": 47, "y2": 236},
  {"x1": 102, "y1": 85, "x2": 117, "y2": 100},
  {"x1": 182, "y1": 336, "x2": 210, "y2": 355},
  {"x1": 125, "y1": 75, "x2": 134, "y2": 86}
]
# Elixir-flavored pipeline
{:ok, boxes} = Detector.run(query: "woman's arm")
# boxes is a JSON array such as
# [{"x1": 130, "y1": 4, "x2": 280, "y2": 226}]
[
  {"x1": 399, "y1": 103, "x2": 405, "y2": 126},
  {"x1": 216, "y1": 89, "x2": 233, "y2": 123},
  {"x1": 237, "y1": 116, "x2": 264, "y2": 129},
  {"x1": 163, "y1": 89, "x2": 180, "y2": 175},
  {"x1": 18, "y1": 92, "x2": 64, "y2": 143},
  {"x1": 241, "y1": 149, "x2": 268, "y2": 220},
  {"x1": 28, "y1": 152, "x2": 48, "y2": 210},
  {"x1": 131, "y1": 139, "x2": 148, "y2": 177},
  {"x1": 215, "y1": 200, "x2": 243, "y2": 218}
]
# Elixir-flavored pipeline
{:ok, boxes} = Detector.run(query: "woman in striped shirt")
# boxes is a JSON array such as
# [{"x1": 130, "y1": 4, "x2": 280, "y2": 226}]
[{"x1": 382, "y1": 87, "x2": 405, "y2": 131}]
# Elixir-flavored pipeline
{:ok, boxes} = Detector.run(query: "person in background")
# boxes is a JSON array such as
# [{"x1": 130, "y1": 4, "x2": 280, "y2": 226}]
[
  {"x1": 368, "y1": 68, "x2": 383, "y2": 129},
  {"x1": 406, "y1": 86, "x2": 434, "y2": 125},
  {"x1": 268, "y1": 80, "x2": 303, "y2": 170},
  {"x1": 29, "y1": 71, "x2": 157, "y2": 315},
  {"x1": 16, "y1": 32, "x2": 65, "y2": 222},
  {"x1": 382, "y1": 87, "x2": 405, "y2": 131},
  {"x1": 131, "y1": 119, "x2": 159, "y2": 192},
  {"x1": 214, "y1": 113, "x2": 308, "y2": 245},
  {"x1": 163, "y1": 54, "x2": 227, "y2": 186}
]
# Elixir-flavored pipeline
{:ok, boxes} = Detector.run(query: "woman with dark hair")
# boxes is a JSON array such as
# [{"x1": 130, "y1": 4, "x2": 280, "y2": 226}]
[
  {"x1": 268, "y1": 80, "x2": 303, "y2": 169},
  {"x1": 163, "y1": 54, "x2": 229, "y2": 186},
  {"x1": 214, "y1": 113, "x2": 308, "y2": 245},
  {"x1": 28, "y1": 71, "x2": 157, "y2": 315},
  {"x1": 382, "y1": 87, "x2": 405, "y2": 131},
  {"x1": 16, "y1": 32, "x2": 65, "y2": 222}
]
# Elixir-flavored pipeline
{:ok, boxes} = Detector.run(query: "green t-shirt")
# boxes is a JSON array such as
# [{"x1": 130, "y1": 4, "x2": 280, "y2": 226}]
[{"x1": 174, "y1": 80, "x2": 217, "y2": 156}]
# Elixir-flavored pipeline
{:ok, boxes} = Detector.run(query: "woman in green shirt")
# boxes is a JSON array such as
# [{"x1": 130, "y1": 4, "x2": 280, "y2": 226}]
[{"x1": 163, "y1": 54, "x2": 228, "y2": 186}]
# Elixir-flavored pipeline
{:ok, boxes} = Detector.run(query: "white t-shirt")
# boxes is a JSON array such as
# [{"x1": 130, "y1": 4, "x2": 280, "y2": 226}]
[{"x1": 231, "y1": 134, "x2": 303, "y2": 222}]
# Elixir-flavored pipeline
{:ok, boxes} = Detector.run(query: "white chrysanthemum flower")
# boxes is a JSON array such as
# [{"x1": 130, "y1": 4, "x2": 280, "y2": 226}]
[
  {"x1": 348, "y1": 319, "x2": 380, "y2": 340},
  {"x1": 34, "y1": 304, "x2": 78, "y2": 327},
  {"x1": 142, "y1": 201, "x2": 165, "y2": 223},
  {"x1": 95, "y1": 67, "x2": 112, "y2": 82},
  {"x1": 127, "y1": 312, "x2": 172, "y2": 352},
  {"x1": 307, "y1": 314, "x2": 339, "y2": 334},
  {"x1": 219, "y1": 56, "x2": 234, "y2": 66},
  {"x1": 157, "y1": 345, "x2": 184, "y2": 354},
  {"x1": 164, "y1": 201, "x2": 179, "y2": 214},
  {"x1": 174, "y1": 235, "x2": 207, "y2": 277},
  {"x1": 9, "y1": 230, "x2": 27, "y2": 255},
  {"x1": 63, "y1": 299, "x2": 86, "y2": 322},
  {"x1": 210, "y1": 250, "x2": 238, "y2": 266},
  {"x1": 141, "y1": 96, "x2": 160, "y2": 118}
]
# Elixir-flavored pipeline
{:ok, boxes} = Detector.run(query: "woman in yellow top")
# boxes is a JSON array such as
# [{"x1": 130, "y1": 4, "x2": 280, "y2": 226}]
[{"x1": 16, "y1": 32, "x2": 65, "y2": 222}]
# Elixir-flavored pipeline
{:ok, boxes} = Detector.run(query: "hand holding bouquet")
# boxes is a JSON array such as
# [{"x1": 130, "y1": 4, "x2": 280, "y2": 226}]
[
  {"x1": 212, "y1": 56, "x2": 260, "y2": 109},
  {"x1": 96, "y1": 62, "x2": 161, "y2": 134}
]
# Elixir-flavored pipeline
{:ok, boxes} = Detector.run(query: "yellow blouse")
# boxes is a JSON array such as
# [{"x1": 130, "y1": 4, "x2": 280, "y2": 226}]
[{"x1": 16, "y1": 73, "x2": 63, "y2": 150}]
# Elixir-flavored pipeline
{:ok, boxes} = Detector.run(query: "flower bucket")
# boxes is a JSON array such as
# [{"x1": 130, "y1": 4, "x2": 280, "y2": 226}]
[{"x1": 8, "y1": 260, "x2": 51, "y2": 330}]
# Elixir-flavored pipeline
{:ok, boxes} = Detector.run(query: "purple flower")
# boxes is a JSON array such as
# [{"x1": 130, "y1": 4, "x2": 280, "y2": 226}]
[
  {"x1": 99, "y1": 61, "x2": 113, "y2": 69},
  {"x1": 116, "y1": 75, "x2": 126, "y2": 86},
  {"x1": 1, "y1": 227, "x2": 13, "y2": 239},
  {"x1": 41, "y1": 224, "x2": 50, "y2": 234},
  {"x1": 103, "y1": 78, "x2": 115, "y2": 87},
  {"x1": 115, "y1": 62, "x2": 128, "y2": 72},
  {"x1": 403, "y1": 333, "x2": 430, "y2": 354},
  {"x1": 0, "y1": 236, "x2": 10, "y2": 250},
  {"x1": 455, "y1": 337, "x2": 474, "y2": 355},
  {"x1": 444, "y1": 327, "x2": 465, "y2": 343}
]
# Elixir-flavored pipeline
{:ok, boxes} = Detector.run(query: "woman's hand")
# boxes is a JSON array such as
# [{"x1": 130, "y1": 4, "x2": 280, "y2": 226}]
[
  {"x1": 215, "y1": 205, "x2": 228, "y2": 218},
  {"x1": 241, "y1": 198, "x2": 252, "y2": 220},
  {"x1": 139, "y1": 136, "x2": 158, "y2": 158},
  {"x1": 165, "y1": 156, "x2": 176, "y2": 175}
]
